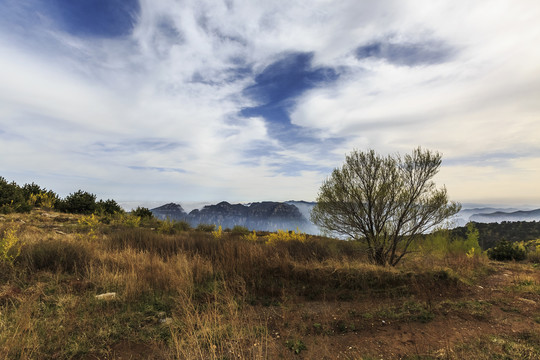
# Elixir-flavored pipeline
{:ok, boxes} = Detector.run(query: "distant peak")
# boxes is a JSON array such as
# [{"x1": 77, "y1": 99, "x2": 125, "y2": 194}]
[{"x1": 152, "y1": 203, "x2": 185, "y2": 212}]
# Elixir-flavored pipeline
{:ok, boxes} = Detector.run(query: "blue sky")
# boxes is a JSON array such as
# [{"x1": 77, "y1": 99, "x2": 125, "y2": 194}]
[{"x1": 1, "y1": 0, "x2": 539, "y2": 206}]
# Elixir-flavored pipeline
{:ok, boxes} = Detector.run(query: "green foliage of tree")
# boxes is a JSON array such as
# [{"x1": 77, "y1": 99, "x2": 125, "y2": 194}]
[
  {"x1": 58, "y1": 190, "x2": 97, "y2": 214},
  {"x1": 96, "y1": 199, "x2": 124, "y2": 215},
  {"x1": 131, "y1": 206, "x2": 154, "y2": 219},
  {"x1": 463, "y1": 222, "x2": 481, "y2": 253},
  {"x1": 311, "y1": 147, "x2": 461, "y2": 266},
  {"x1": 21, "y1": 182, "x2": 43, "y2": 198},
  {"x1": 196, "y1": 223, "x2": 216, "y2": 232},
  {"x1": 487, "y1": 240, "x2": 527, "y2": 261},
  {"x1": 451, "y1": 221, "x2": 540, "y2": 250},
  {"x1": 22, "y1": 182, "x2": 59, "y2": 209},
  {"x1": 0, "y1": 177, "x2": 31, "y2": 213}
]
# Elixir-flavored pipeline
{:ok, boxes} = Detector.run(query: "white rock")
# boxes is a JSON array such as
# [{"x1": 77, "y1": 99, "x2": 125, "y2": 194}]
[{"x1": 95, "y1": 292, "x2": 117, "y2": 300}]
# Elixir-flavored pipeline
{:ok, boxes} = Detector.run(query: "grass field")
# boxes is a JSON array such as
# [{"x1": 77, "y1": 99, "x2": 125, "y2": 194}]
[{"x1": 0, "y1": 210, "x2": 539, "y2": 359}]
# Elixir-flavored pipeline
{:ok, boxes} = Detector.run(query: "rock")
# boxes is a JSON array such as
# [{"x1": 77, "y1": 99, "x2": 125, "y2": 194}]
[{"x1": 95, "y1": 292, "x2": 117, "y2": 300}]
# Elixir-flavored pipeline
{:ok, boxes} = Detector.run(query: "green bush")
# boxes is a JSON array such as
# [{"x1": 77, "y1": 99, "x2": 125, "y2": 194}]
[
  {"x1": 174, "y1": 220, "x2": 191, "y2": 232},
  {"x1": 96, "y1": 199, "x2": 124, "y2": 215},
  {"x1": 231, "y1": 225, "x2": 250, "y2": 235},
  {"x1": 131, "y1": 206, "x2": 154, "y2": 219},
  {"x1": 0, "y1": 177, "x2": 31, "y2": 213},
  {"x1": 58, "y1": 190, "x2": 97, "y2": 214},
  {"x1": 196, "y1": 223, "x2": 215, "y2": 232},
  {"x1": 487, "y1": 240, "x2": 526, "y2": 261},
  {"x1": 21, "y1": 183, "x2": 58, "y2": 208},
  {"x1": 21, "y1": 182, "x2": 45, "y2": 202}
]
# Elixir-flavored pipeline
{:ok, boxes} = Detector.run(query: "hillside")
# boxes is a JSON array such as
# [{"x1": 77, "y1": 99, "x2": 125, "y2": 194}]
[
  {"x1": 451, "y1": 221, "x2": 540, "y2": 249},
  {"x1": 0, "y1": 210, "x2": 539, "y2": 359}
]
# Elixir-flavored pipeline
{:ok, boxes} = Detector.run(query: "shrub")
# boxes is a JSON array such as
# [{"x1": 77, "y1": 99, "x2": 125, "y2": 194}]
[
  {"x1": 515, "y1": 239, "x2": 540, "y2": 263},
  {"x1": 21, "y1": 183, "x2": 59, "y2": 209},
  {"x1": 131, "y1": 206, "x2": 154, "y2": 219},
  {"x1": 58, "y1": 190, "x2": 97, "y2": 214},
  {"x1": 487, "y1": 240, "x2": 527, "y2": 261},
  {"x1": 527, "y1": 243, "x2": 540, "y2": 263},
  {"x1": 286, "y1": 339, "x2": 307, "y2": 354},
  {"x1": 123, "y1": 215, "x2": 141, "y2": 228},
  {"x1": 243, "y1": 230, "x2": 258, "y2": 241},
  {"x1": 158, "y1": 218, "x2": 175, "y2": 234},
  {"x1": 0, "y1": 223, "x2": 21, "y2": 265},
  {"x1": 96, "y1": 199, "x2": 124, "y2": 215},
  {"x1": 0, "y1": 177, "x2": 31, "y2": 213},
  {"x1": 174, "y1": 220, "x2": 191, "y2": 232},
  {"x1": 36, "y1": 192, "x2": 58, "y2": 209},
  {"x1": 266, "y1": 228, "x2": 307, "y2": 245},
  {"x1": 231, "y1": 225, "x2": 250, "y2": 236},
  {"x1": 196, "y1": 223, "x2": 216, "y2": 232},
  {"x1": 212, "y1": 226, "x2": 223, "y2": 239},
  {"x1": 21, "y1": 182, "x2": 43, "y2": 198},
  {"x1": 78, "y1": 213, "x2": 100, "y2": 240}
]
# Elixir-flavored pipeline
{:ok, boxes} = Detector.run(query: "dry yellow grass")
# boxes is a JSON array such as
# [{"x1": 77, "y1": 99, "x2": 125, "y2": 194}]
[{"x1": 0, "y1": 210, "x2": 538, "y2": 359}]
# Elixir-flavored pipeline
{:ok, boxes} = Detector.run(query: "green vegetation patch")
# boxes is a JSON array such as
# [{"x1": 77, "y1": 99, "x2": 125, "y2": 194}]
[
  {"x1": 373, "y1": 300, "x2": 435, "y2": 323},
  {"x1": 437, "y1": 299, "x2": 492, "y2": 319}
]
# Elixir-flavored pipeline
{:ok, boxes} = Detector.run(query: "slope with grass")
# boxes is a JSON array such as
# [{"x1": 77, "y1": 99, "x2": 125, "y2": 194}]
[{"x1": 0, "y1": 210, "x2": 539, "y2": 359}]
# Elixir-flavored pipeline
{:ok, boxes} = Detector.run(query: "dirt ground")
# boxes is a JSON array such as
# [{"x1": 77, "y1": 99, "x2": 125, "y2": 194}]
[
  {"x1": 257, "y1": 262, "x2": 539, "y2": 359},
  {"x1": 90, "y1": 262, "x2": 539, "y2": 359}
]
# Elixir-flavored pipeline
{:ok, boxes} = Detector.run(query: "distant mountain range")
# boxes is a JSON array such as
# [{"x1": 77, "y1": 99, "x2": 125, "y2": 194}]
[
  {"x1": 147, "y1": 201, "x2": 540, "y2": 233},
  {"x1": 468, "y1": 208, "x2": 540, "y2": 223},
  {"x1": 151, "y1": 201, "x2": 319, "y2": 233},
  {"x1": 452, "y1": 207, "x2": 540, "y2": 226}
]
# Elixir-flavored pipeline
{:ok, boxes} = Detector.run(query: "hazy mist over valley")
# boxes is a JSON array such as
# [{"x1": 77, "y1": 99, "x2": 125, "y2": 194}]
[{"x1": 118, "y1": 200, "x2": 540, "y2": 234}]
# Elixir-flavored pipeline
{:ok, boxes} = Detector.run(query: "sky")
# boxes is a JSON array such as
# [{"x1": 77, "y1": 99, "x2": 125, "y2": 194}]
[{"x1": 1, "y1": 0, "x2": 539, "y2": 207}]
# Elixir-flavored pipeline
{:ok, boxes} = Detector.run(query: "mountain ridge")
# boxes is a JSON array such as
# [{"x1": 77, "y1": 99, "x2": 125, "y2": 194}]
[
  {"x1": 469, "y1": 208, "x2": 540, "y2": 223},
  {"x1": 151, "y1": 201, "x2": 317, "y2": 233},
  {"x1": 149, "y1": 201, "x2": 540, "y2": 233}
]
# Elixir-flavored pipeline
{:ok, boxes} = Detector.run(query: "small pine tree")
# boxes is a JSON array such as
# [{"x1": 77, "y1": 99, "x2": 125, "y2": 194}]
[
  {"x1": 0, "y1": 177, "x2": 31, "y2": 213},
  {"x1": 96, "y1": 199, "x2": 124, "y2": 215},
  {"x1": 58, "y1": 190, "x2": 97, "y2": 214},
  {"x1": 487, "y1": 240, "x2": 526, "y2": 261},
  {"x1": 131, "y1": 206, "x2": 154, "y2": 219}
]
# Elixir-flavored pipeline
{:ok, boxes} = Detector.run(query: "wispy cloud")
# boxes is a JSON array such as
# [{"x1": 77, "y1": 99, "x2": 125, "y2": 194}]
[{"x1": 0, "y1": 0, "x2": 539, "y2": 205}]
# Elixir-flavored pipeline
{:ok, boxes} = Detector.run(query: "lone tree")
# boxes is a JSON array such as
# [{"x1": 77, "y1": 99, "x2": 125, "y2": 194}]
[{"x1": 311, "y1": 147, "x2": 461, "y2": 266}]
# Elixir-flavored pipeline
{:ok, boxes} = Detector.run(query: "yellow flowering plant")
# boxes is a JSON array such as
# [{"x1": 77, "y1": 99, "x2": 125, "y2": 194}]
[{"x1": 0, "y1": 223, "x2": 21, "y2": 265}]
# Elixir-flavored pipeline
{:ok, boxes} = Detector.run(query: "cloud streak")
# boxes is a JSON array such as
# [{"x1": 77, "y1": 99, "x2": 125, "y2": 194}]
[{"x1": 0, "y1": 0, "x2": 539, "y2": 205}]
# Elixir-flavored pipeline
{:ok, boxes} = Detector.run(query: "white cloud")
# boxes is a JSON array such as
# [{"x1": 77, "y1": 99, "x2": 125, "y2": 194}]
[{"x1": 0, "y1": 0, "x2": 539, "y2": 205}]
